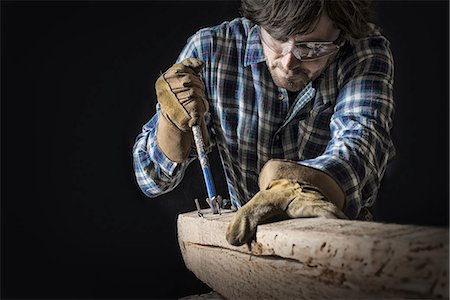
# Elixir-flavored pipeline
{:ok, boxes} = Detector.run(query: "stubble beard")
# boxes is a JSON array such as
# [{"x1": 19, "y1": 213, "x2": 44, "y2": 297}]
[
  {"x1": 268, "y1": 65, "x2": 310, "y2": 92},
  {"x1": 267, "y1": 55, "x2": 335, "y2": 92},
  {"x1": 271, "y1": 72, "x2": 308, "y2": 92}
]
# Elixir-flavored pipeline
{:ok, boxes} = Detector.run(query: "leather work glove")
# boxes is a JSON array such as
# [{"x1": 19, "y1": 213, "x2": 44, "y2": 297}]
[
  {"x1": 226, "y1": 159, "x2": 348, "y2": 246},
  {"x1": 155, "y1": 58, "x2": 209, "y2": 162}
]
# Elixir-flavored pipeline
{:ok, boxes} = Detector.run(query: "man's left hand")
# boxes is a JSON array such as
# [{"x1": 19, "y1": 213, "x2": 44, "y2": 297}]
[{"x1": 225, "y1": 179, "x2": 347, "y2": 246}]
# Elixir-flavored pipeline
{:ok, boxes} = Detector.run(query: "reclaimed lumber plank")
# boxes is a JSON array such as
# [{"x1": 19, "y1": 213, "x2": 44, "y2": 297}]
[{"x1": 178, "y1": 209, "x2": 448, "y2": 299}]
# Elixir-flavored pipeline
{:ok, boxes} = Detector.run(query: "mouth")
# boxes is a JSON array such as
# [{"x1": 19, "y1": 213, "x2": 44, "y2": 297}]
[
  {"x1": 283, "y1": 72, "x2": 310, "y2": 91},
  {"x1": 280, "y1": 70, "x2": 308, "y2": 80},
  {"x1": 282, "y1": 73, "x2": 308, "y2": 83}
]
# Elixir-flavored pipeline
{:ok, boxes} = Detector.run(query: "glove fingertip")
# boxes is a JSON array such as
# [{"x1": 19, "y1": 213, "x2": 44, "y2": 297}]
[
  {"x1": 225, "y1": 229, "x2": 243, "y2": 246},
  {"x1": 226, "y1": 220, "x2": 251, "y2": 246},
  {"x1": 226, "y1": 235, "x2": 243, "y2": 247}
]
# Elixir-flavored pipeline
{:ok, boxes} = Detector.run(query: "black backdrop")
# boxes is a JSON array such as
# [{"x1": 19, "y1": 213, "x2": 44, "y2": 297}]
[{"x1": 2, "y1": 1, "x2": 448, "y2": 299}]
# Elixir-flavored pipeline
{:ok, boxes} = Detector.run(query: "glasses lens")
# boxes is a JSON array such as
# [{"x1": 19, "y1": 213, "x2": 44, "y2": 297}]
[
  {"x1": 292, "y1": 43, "x2": 338, "y2": 61},
  {"x1": 261, "y1": 28, "x2": 340, "y2": 61}
]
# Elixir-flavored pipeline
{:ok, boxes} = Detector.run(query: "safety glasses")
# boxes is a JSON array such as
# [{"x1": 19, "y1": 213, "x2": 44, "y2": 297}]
[{"x1": 260, "y1": 27, "x2": 345, "y2": 62}]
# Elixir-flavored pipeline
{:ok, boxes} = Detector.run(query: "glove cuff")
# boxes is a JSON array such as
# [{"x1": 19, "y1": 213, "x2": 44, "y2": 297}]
[
  {"x1": 259, "y1": 159, "x2": 346, "y2": 211},
  {"x1": 156, "y1": 113, "x2": 192, "y2": 163}
]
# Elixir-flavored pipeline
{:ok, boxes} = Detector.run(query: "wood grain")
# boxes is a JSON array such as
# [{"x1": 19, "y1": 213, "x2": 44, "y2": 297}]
[{"x1": 178, "y1": 210, "x2": 448, "y2": 299}]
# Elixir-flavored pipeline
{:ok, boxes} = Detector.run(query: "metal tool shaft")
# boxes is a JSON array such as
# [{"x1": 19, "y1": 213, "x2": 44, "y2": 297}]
[{"x1": 192, "y1": 125, "x2": 220, "y2": 213}]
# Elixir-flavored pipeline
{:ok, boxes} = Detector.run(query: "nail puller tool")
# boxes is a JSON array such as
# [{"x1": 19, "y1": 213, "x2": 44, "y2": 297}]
[{"x1": 191, "y1": 124, "x2": 222, "y2": 215}]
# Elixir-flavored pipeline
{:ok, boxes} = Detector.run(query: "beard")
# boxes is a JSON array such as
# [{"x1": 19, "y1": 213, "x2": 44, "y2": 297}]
[
  {"x1": 270, "y1": 71, "x2": 309, "y2": 92},
  {"x1": 266, "y1": 56, "x2": 334, "y2": 92},
  {"x1": 267, "y1": 64, "x2": 311, "y2": 92}
]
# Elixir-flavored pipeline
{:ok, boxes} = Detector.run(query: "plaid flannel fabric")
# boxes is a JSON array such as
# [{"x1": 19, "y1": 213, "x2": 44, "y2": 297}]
[{"x1": 133, "y1": 18, "x2": 395, "y2": 219}]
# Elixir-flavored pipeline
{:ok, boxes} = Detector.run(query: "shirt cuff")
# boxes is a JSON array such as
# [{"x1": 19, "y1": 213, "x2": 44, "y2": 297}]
[{"x1": 300, "y1": 155, "x2": 362, "y2": 219}]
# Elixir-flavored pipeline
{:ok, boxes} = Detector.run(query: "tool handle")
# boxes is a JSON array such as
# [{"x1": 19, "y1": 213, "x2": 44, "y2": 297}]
[{"x1": 192, "y1": 125, "x2": 217, "y2": 201}]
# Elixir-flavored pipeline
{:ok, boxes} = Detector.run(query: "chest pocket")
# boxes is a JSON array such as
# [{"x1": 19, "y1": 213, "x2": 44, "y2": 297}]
[{"x1": 297, "y1": 103, "x2": 333, "y2": 160}]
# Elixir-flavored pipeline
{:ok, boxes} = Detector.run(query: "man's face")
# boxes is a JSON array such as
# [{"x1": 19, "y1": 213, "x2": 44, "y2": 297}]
[{"x1": 261, "y1": 12, "x2": 341, "y2": 92}]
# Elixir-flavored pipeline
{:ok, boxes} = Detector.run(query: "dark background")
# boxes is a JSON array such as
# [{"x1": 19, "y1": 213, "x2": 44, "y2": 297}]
[{"x1": 2, "y1": 1, "x2": 448, "y2": 299}]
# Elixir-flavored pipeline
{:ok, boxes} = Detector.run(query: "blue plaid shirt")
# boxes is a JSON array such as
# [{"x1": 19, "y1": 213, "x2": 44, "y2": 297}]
[{"x1": 133, "y1": 18, "x2": 395, "y2": 219}]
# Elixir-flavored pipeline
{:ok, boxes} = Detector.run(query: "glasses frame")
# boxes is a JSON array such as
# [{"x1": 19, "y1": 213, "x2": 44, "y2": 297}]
[{"x1": 260, "y1": 27, "x2": 345, "y2": 62}]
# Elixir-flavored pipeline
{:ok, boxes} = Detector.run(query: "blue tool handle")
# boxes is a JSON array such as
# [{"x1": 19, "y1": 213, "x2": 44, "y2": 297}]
[
  {"x1": 191, "y1": 125, "x2": 217, "y2": 202},
  {"x1": 202, "y1": 165, "x2": 217, "y2": 200}
]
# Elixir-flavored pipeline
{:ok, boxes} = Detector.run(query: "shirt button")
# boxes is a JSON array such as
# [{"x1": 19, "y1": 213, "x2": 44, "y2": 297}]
[{"x1": 278, "y1": 93, "x2": 284, "y2": 100}]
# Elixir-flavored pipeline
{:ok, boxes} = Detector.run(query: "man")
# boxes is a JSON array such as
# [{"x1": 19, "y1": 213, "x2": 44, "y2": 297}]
[{"x1": 133, "y1": 0, "x2": 395, "y2": 246}]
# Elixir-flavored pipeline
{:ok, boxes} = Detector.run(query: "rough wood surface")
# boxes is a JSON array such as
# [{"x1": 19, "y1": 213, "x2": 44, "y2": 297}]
[{"x1": 178, "y1": 209, "x2": 449, "y2": 299}]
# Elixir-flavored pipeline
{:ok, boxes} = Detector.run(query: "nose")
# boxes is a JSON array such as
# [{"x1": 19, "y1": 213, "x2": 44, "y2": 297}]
[{"x1": 280, "y1": 51, "x2": 301, "y2": 71}]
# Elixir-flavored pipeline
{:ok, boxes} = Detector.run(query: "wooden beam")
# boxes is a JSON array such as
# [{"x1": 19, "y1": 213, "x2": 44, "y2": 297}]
[{"x1": 178, "y1": 209, "x2": 448, "y2": 299}]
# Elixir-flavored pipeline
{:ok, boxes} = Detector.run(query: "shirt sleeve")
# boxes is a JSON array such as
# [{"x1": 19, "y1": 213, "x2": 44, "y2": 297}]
[
  {"x1": 299, "y1": 33, "x2": 395, "y2": 219},
  {"x1": 132, "y1": 32, "x2": 205, "y2": 197},
  {"x1": 132, "y1": 109, "x2": 195, "y2": 197}
]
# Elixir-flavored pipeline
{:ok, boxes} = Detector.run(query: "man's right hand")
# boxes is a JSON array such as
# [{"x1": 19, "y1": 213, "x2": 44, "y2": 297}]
[
  {"x1": 155, "y1": 58, "x2": 209, "y2": 162},
  {"x1": 156, "y1": 58, "x2": 209, "y2": 131}
]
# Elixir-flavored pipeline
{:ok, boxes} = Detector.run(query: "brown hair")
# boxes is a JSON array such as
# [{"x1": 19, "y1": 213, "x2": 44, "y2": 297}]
[{"x1": 241, "y1": 0, "x2": 373, "y2": 41}]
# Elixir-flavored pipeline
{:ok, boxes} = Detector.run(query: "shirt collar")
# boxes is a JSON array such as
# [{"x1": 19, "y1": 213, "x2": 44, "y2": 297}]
[{"x1": 244, "y1": 25, "x2": 266, "y2": 67}]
